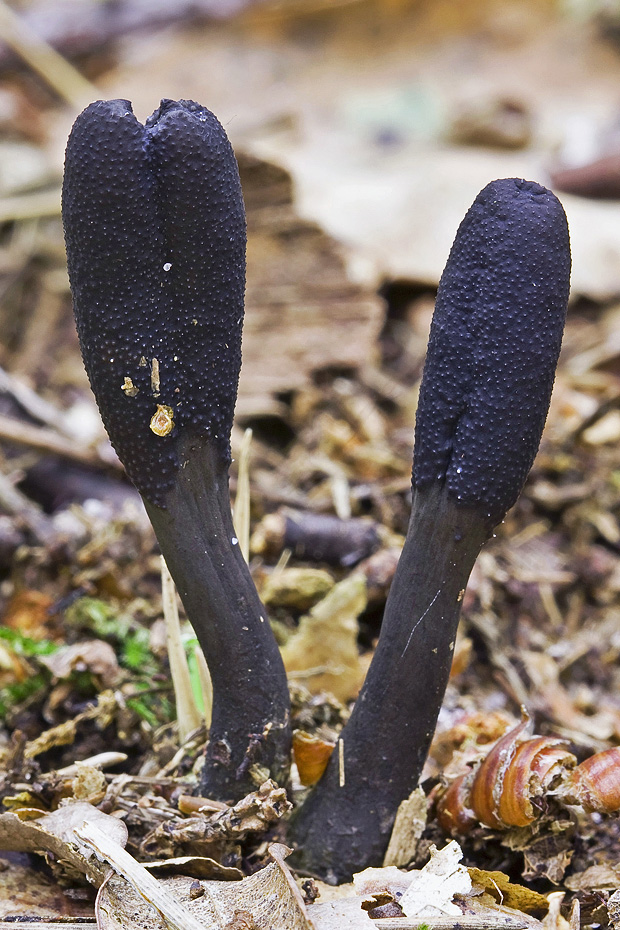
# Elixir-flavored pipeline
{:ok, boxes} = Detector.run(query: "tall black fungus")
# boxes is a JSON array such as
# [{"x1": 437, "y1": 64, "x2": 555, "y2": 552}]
[
  {"x1": 63, "y1": 99, "x2": 291, "y2": 799},
  {"x1": 291, "y1": 178, "x2": 571, "y2": 882}
]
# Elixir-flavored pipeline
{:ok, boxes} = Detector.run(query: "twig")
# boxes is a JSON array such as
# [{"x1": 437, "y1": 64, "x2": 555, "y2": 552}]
[
  {"x1": 0, "y1": 188, "x2": 61, "y2": 223},
  {"x1": 55, "y1": 751, "x2": 128, "y2": 777},
  {"x1": 0, "y1": 363, "x2": 75, "y2": 437},
  {"x1": 0, "y1": 0, "x2": 95, "y2": 108},
  {"x1": 75, "y1": 821, "x2": 206, "y2": 930},
  {"x1": 0, "y1": 411, "x2": 120, "y2": 470}
]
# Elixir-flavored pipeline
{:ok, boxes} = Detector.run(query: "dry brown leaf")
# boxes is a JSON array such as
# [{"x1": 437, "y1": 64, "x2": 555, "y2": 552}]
[
  {"x1": 40, "y1": 641, "x2": 121, "y2": 688},
  {"x1": 0, "y1": 859, "x2": 94, "y2": 919},
  {"x1": 281, "y1": 574, "x2": 367, "y2": 701},
  {"x1": 141, "y1": 780, "x2": 291, "y2": 860},
  {"x1": 1, "y1": 589, "x2": 55, "y2": 639},
  {"x1": 564, "y1": 863, "x2": 620, "y2": 892},
  {"x1": 261, "y1": 567, "x2": 335, "y2": 611},
  {"x1": 0, "y1": 802, "x2": 127, "y2": 885},
  {"x1": 382, "y1": 787, "x2": 427, "y2": 868},
  {"x1": 96, "y1": 843, "x2": 313, "y2": 930},
  {"x1": 146, "y1": 857, "x2": 243, "y2": 881}
]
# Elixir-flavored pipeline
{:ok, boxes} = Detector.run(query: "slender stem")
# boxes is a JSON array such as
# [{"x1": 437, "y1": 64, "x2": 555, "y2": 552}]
[
  {"x1": 290, "y1": 483, "x2": 489, "y2": 882},
  {"x1": 144, "y1": 435, "x2": 291, "y2": 800}
]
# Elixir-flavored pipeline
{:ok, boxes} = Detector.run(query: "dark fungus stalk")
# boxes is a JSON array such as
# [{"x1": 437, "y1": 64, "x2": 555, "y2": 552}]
[
  {"x1": 62, "y1": 98, "x2": 291, "y2": 800},
  {"x1": 291, "y1": 178, "x2": 571, "y2": 883}
]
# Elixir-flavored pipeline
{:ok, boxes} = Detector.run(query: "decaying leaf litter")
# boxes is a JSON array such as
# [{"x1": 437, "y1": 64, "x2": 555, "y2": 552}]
[{"x1": 2, "y1": 0, "x2": 620, "y2": 926}]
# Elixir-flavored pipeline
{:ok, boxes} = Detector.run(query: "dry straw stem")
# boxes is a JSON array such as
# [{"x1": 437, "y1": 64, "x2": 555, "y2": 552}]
[
  {"x1": 0, "y1": 189, "x2": 61, "y2": 223},
  {"x1": 161, "y1": 557, "x2": 202, "y2": 742},
  {"x1": 75, "y1": 821, "x2": 206, "y2": 930},
  {"x1": 233, "y1": 426, "x2": 253, "y2": 562},
  {"x1": 194, "y1": 643, "x2": 213, "y2": 728},
  {"x1": 0, "y1": 0, "x2": 95, "y2": 108}
]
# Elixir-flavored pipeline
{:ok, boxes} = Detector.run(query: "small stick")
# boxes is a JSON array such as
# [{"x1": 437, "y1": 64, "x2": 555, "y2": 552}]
[
  {"x1": 0, "y1": 189, "x2": 61, "y2": 223},
  {"x1": 55, "y1": 751, "x2": 128, "y2": 777},
  {"x1": 0, "y1": 0, "x2": 95, "y2": 108},
  {"x1": 0, "y1": 364, "x2": 77, "y2": 438},
  {"x1": 0, "y1": 411, "x2": 119, "y2": 470}
]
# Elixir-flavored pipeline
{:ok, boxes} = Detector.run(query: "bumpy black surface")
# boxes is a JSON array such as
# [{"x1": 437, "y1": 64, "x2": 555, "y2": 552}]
[
  {"x1": 413, "y1": 178, "x2": 570, "y2": 527},
  {"x1": 62, "y1": 98, "x2": 246, "y2": 505}
]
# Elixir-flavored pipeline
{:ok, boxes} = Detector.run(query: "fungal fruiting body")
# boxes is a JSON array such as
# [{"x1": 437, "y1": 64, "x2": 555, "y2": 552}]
[
  {"x1": 63, "y1": 98, "x2": 245, "y2": 500},
  {"x1": 413, "y1": 178, "x2": 571, "y2": 528},
  {"x1": 62, "y1": 99, "x2": 290, "y2": 799},
  {"x1": 291, "y1": 179, "x2": 571, "y2": 883}
]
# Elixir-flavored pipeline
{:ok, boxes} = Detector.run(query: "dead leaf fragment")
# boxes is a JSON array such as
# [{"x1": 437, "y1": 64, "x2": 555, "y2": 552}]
[
  {"x1": 0, "y1": 802, "x2": 127, "y2": 886},
  {"x1": 469, "y1": 868, "x2": 549, "y2": 915},
  {"x1": 292, "y1": 729, "x2": 336, "y2": 786},
  {"x1": 40, "y1": 640, "x2": 121, "y2": 688},
  {"x1": 281, "y1": 574, "x2": 368, "y2": 701},
  {"x1": 564, "y1": 863, "x2": 620, "y2": 892},
  {"x1": 2, "y1": 590, "x2": 55, "y2": 639},
  {"x1": 261, "y1": 567, "x2": 335, "y2": 610},
  {"x1": 141, "y1": 780, "x2": 291, "y2": 859},
  {"x1": 382, "y1": 787, "x2": 427, "y2": 868},
  {"x1": 400, "y1": 841, "x2": 472, "y2": 918},
  {"x1": 72, "y1": 763, "x2": 107, "y2": 802},
  {"x1": 146, "y1": 857, "x2": 243, "y2": 881},
  {"x1": 608, "y1": 889, "x2": 620, "y2": 929},
  {"x1": 97, "y1": 842, "x2": 313, "y2": 930},
  {"x1": 352, "y1": 865, "x2": 412, "y2": 898}
]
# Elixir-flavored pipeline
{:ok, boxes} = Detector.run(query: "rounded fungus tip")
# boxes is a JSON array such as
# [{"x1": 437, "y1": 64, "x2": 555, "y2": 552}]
[{"x1": 412, "y1": 177, "x2": 570, "y2": 527}]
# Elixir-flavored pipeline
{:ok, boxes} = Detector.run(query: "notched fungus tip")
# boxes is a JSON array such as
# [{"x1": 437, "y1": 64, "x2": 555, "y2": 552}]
[{"x1": 62, "y1": 95, "x2": 291, "y2": 801}]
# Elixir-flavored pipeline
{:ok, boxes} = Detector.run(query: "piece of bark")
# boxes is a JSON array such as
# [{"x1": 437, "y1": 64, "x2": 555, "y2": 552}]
[{"x1": 237, "y1": 154, "x2": 384, "y2": 417}]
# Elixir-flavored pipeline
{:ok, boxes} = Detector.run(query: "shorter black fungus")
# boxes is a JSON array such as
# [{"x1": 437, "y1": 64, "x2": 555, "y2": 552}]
[
  {"x1": 413, "y1": 178, "x2": 570, "y2": 527},
  {"x1": 291, "y1": 178, "x2": 571, "y2": 883}
]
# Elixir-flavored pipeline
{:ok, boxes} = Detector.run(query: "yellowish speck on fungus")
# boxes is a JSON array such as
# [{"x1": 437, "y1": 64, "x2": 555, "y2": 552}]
[
  {"x1": 150, "y1": 404, "x2": 174, "y2": 437},
  {"x1": 151, "y1": 357, "x2": 160, "y2": 395},
  {"x1": 121, "y1": 376, "x2": 139, "y2": 397}
]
